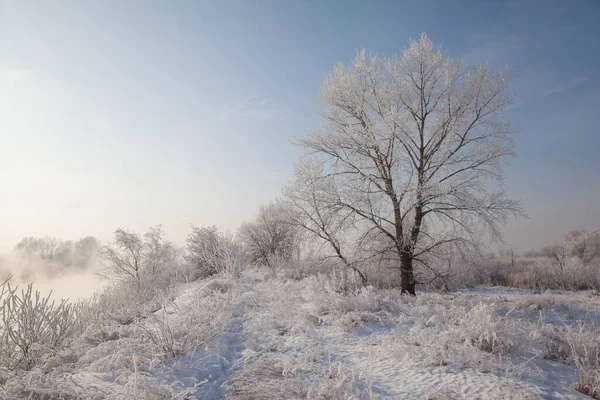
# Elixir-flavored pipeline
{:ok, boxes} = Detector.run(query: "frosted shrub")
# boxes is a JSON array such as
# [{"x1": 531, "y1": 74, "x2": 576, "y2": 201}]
[
  {"x1": 89, "y1": 280, "x2": 165, "y2": 327},
  {"x1": 138, "y1": 299, "x2": 183, "y2": 358},
  {"x1": 186, "y1": 225, "x2": 231, "y2": 277},
  {"x1": 243, "y1": 280, "x2": 311, "y2": 352},
  {"x1": 238, "y1": 201, "x2": 300, "y2": 270},
  {"x1": 561, "y1": 323, "x2": 600, "y2": 398},
  {"x1": 0, "y1": 281, "x2": 78, "y2": 371},
  {"x1": 534, "y1": 321, "x2": 600, "y2": 397},
  {"x1": 227, "y1": 353, "x2": 376, "y2": 400},
  {"x1": 137, "y1": 287, "x2": 235, "y2": 359},
  {"x1": 0, "y1": 368, "x2": 82, "y2": 400},
  {"x1": 308, "y1": 362, "x2": 377, "y2": 400},
  {"x1": 75, "y1": 337, "x2": 154, "y2": 374},
  {"x1": 394, "y1": 294, "x2": 525, "y2": 373},
  {"x1": 301, "y1": 272, "x2": 400, "y2": 318},
  {"x1": 459, "y1": 303, "x2": 514, "y2": 355},
  {"x1": 336, "y1": 311, "x2": 379, "y2": 331}
]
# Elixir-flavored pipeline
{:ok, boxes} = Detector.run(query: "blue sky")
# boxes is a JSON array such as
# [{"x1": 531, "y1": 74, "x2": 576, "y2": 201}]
[{"x1": 0, "y1": 0, "x2": 598, "y2": 252}]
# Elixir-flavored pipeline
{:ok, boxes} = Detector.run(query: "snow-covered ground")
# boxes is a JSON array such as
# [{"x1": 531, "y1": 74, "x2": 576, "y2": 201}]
[{"x1": 2, "y1": 269, "x2": 600, "y2": 399}]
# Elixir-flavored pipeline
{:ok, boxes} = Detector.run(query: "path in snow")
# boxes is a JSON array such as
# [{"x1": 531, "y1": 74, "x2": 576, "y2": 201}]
[{"x1": 156, "y1": 281, "x2": 251, "y2": 399}]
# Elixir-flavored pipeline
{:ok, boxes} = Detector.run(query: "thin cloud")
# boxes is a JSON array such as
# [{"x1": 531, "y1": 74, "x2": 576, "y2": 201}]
[
  {"x1": 544, "y1": 76, "x2": 589, "y2": 97},
  {"x1": 222, "y1": 95, "x2": 274, "y2": 120},
  {"x1": 510, "y1": 71, "x2": 589, "y2": 109},
  {"x1": 462, "y1": 34, "x2": 522, "y2": 67}
]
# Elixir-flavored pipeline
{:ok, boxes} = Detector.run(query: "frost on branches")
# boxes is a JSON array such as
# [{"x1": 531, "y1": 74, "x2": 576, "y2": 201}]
[{"x1": 290, "y1": 34, "x2": 523, "y2": 294}]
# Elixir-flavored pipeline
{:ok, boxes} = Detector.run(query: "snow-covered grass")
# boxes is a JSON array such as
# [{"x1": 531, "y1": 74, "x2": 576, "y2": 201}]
[{"x1": 1, "y1": 266, "x2": 600, "y2": 399}]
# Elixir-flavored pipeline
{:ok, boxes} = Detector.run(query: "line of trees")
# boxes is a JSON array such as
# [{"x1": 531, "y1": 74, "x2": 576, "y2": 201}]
[
  {"x1": 100, "y1": 224, "x2": 247, "y2": 292},
  {"x1": 526, "y1": 229, "x2": 600, "y2": 268},
  {"x1": 12, "y1": 236, "x2": 99, "y2": 274}
]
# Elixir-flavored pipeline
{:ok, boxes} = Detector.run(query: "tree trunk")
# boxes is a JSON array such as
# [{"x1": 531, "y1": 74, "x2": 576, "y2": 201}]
[{"x1": 400, "y1": 253, "x2": 416, "y2": 295}]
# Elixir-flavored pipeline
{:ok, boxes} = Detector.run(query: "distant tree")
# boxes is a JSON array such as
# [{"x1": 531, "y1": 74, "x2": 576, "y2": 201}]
[
  {"x1": 522, "y1": 248, "x2": 543, "y2": 258},
  {"x1": 295, "y1": 34, "x2": 522, "y2": 294},
  {"x1": 73, "y1": 236, "x2": 100, "y2": 268},
  {"x1": 13, "y1": 235, "x2": 99, "y2": 273},
  {"x1": 541, "y1": 245, "x2": 566, "y2": 270},
  {"x1": 13, "y1": 237, "x2": 42, "y2": 265},
  {"x1": 238, "y1": 202, "x2": 299, "y2": 269},
  {"x1": 38, "y1": 237, "x2": 59, "y2": 260},
  {"x1": 565, "y1": 229, "x2": 600, "y2": 264},
  {"x1": 54, "y1": 240, "x2": 74, "y2": 266}
]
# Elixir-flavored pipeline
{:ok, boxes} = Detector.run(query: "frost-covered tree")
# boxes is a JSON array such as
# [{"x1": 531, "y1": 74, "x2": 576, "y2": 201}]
[
  {"x1": 238, "y1": 202, "x2": 299, "y2": 269},
  {"x1": 185, "y1": 225, "x2": 229, "y2": 276},
  {"x1": 565, "y1": 229, "x2": 600, "y2": 264},
  {"x1": 100, "y1": 228, "x2": 144, "y2": 288},
  {"x1": 143, "y1": 225, "x2": 176, "y2": 281},
  {"x1": 73, "y1": 236, "x2": 100, "y2": 268},
  {"x1": 101, "y1": 226, "x2": 175, "y2": 289},
  {"x1": 284, "y1": 160, "x2": 368, "y2": 286},
  {"x1": 296, "y1": 34, "x2": 522, "y2": 294}
]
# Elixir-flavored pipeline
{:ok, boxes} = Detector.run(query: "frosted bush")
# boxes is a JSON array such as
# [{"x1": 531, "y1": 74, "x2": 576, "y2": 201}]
[
  {"x1": 137, "y1": 285, "x2": 235, "y2": 359},
  {"x1": 386, "y1": 293, "x2": 527, "y2": 374},
  {"x1": 0, "y1": 367, "x2": 82, "y2": 400},
  {"x1": 87, "y1": 280, "x2": 172, "y2": 328},
  {"x1": 243, "y1": 280, "x2": 313, "y2": 352},
  {"x1": 307, "y1": 362, "x2": 378, "y2": 400},
  {"x1": 458, "y1": 303, "x2": 515, "y2": 355},
  {"x1": 534, "y1": 321, "x2": 600, "y2": 397},
  {"x1": 76, "y1": 337, "x2": 155, "y2": 374},
  {"x1": 336, "y1": 311, "x2": 379, "y2": 331},
  {"x1": 0, "y1": 281, "x2": 79, "y2": 371},
  {"x1": 562, "y1": 323, "x2": 600, "y2": 398},
  {"x1": 301, "y1": 273, "x2": 395, "y2": 318}
]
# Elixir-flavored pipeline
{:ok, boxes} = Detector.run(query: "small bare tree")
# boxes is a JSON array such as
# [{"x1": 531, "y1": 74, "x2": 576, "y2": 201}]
[
  {"x1": 238, "y1": 202, "x2": 299, "y2": 269},
  {"x1": 296, "y1": 34, "x2": 522, "y2": 294},
  {"x1": 541, "y1": 245, "x2": 566, "y2": 270},
  {"x1": 101, "y1": 226, "x2": 176, "y2": 289},
  {"x1": 100, "y1": 228, "x2": 144, "y2": 288}
]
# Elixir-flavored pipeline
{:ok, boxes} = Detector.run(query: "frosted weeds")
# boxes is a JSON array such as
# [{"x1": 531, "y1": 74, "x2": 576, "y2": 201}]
[
  {"x1": 225, "y1": 273, "x2": 594, "y2": 399},
  {"x1": 2, "y1": 269, "x2": 599, "y2": 399}
]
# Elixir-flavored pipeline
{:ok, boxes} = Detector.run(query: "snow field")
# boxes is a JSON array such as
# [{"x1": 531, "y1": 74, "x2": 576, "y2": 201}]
[{"x1": 1, "y1": 268, "x2": 600, "y2": 399}]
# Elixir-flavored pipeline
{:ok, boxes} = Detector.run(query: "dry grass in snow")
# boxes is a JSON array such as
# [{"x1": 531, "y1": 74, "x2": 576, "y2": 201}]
[{"x1": 2, "y1": 267, "x2": 600, "y2": 399}]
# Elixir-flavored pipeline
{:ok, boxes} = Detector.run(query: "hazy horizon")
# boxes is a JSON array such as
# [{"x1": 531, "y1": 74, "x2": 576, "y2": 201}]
[{"x1": 1, "y1": 0, "x2": 599, "y2": 254}]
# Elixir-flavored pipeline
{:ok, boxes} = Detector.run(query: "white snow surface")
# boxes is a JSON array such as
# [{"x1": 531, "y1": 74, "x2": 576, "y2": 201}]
[{"x1": 3, "y1": 269, "x2": 600, "y2": 399}]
